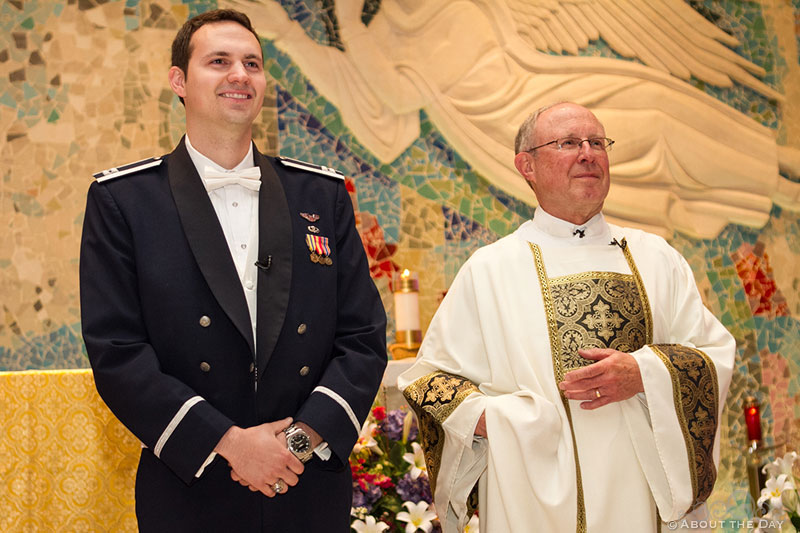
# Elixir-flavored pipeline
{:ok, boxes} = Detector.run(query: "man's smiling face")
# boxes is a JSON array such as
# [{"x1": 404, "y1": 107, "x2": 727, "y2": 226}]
[
  {"x1": 523, "y1": 103, "x2": 611, "y2": 225},
  {"x1": 172, "y1": 20, "x2": 266, "y2": 132}
]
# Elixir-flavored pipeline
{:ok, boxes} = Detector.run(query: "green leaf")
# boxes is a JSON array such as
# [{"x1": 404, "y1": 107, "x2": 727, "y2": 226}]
[{"x1": 388, "y1": 442, "x2": 407, "y2": 471}]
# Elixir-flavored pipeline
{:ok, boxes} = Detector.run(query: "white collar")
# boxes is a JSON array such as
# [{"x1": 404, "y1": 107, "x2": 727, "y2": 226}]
[
  {"x1": 517, "y1": 208, "x2": 611, "y2": 245},
  {"x1": 184, "y1": 135, "x2": 255, "y2": 179}
]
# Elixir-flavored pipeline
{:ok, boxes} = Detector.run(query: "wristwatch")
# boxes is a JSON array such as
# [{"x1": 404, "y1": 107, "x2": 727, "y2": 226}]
[{"x1": 284, "y1": 424, "x2": 313, "y2": 463}]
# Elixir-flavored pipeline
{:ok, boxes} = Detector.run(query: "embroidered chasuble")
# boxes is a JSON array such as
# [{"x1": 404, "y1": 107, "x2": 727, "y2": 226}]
[{"x1": 399, "y1": 210, "x2": 734, "y2": 533}]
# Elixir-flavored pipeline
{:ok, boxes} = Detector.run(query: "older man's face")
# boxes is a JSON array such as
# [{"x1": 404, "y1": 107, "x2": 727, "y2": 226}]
[{"x1": 523, "y1": 104, "x2": 610, "y2": 225}]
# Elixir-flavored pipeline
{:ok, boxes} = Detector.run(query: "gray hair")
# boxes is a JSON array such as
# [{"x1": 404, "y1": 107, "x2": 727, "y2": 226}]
[{"x1": 514, "y1": 101, "x2": 569, "y2": 154}]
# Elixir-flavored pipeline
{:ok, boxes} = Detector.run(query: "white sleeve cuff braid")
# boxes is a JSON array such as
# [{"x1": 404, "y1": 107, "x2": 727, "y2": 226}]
[
  {"x1": 312, "y1": 386, "x2": 360, "y2": 434},
  {"x1": 154, "y1": 396, "x2": 204, "y2": 458}
]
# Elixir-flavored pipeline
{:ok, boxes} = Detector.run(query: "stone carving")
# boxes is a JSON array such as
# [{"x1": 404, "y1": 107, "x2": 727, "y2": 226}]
[{"x1": 231, "y1": 0, "x2": 800, "y2": 237}]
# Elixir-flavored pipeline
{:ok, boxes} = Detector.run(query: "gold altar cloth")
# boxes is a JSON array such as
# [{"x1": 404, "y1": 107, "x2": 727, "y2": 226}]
[{"x1": 0, "y1": 369, "x2": 139, "y2": 532}]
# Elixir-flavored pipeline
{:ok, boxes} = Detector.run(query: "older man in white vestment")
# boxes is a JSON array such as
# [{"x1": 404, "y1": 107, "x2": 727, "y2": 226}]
[{"x1": 398, "y1": 102, "x2": 735, "y2": 533}]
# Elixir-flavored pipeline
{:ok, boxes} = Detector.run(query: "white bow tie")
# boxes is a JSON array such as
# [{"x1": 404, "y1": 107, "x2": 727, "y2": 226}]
[{"x1": 203, "y1": 166, "x2": 261, "y2": 192}]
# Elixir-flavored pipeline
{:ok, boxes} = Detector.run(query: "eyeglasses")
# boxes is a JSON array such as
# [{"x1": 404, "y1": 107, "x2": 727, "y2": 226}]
[{"x1": 527, "y1": 137, "x2": 614, "y2": 153}]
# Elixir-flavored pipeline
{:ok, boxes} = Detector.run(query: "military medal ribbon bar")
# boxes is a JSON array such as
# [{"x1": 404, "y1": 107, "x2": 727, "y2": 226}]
[{"x1": 305, "y1": 234, "x2": 333, "y2": 265}]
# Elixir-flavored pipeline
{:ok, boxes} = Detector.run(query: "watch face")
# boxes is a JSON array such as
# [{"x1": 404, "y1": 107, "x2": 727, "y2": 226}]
[{"x1": 289, "y1": 432, "x2": 311, "y2": 454}]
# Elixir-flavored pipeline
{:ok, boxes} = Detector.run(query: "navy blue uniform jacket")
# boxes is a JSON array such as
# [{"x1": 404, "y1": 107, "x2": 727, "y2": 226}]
[{"x1": 80, "y1": 139, "x2": 387, "y2": 531}]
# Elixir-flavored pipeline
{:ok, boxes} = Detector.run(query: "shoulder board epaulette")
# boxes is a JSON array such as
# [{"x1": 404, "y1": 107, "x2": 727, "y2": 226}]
[
  {"x1": 93, "y1": 156, "x2": 163, "y2": 182},
  {"x1": 276, "y1": 156, "x2": 344, "y2": 180}
]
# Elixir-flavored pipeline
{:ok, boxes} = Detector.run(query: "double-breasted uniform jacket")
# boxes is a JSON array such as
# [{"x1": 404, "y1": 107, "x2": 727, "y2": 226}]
[{"x1": 79, "y1": 138, "x2": 387, "y2": 532}]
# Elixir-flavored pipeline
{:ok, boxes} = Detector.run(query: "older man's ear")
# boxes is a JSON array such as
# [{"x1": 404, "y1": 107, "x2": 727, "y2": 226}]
[{"x1": 514, "y1": 151, "x2": 536, "y2": 191}]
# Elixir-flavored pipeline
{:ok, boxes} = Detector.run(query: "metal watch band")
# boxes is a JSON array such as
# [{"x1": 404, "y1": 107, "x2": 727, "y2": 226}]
[{"x1": 284, "y1": 424, "x2": 313, "y2": 463}]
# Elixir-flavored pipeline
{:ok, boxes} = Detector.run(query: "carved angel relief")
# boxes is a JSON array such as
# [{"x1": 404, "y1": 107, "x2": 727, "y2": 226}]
[
  {"x1": 231, "y1": 0, "x2": 800, "y2": 238},
  {"x1": 503, "y1": 0, "x2": 780, "y2": 98}
]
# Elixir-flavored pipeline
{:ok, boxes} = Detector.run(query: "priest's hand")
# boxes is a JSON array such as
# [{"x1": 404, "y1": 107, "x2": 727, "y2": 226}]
[
  {"x1": 558, "y1": 348, "x2": 644, "y2": 410},
  {"x1": 215, "y1": 418, "x2": 304, "y2": 497}
]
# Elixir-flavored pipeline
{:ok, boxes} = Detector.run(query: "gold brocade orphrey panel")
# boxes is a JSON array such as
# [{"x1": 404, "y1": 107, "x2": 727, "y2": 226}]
[{"x1": 547, "y1": 273, "x2": 649, "y2": 372}]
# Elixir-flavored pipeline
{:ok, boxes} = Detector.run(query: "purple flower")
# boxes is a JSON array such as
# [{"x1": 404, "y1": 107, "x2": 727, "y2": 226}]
[
  {"x1": 352, "y1": 488, "x2": 369, "y2": 509},
  {"x1": 381, "y1": 409, "x2": 418, "y2": 442},
  {"x1": 352, "y1": 482, "x2": 383, "y2": 511},
  {"x1": 396, "y1": 471, "x2": 432, "y2": 504}
]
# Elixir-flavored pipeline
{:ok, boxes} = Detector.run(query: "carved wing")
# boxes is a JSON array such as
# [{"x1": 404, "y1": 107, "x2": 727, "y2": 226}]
[{"x1": 495, "y1": 0, "x2": 781, "y2": 100}]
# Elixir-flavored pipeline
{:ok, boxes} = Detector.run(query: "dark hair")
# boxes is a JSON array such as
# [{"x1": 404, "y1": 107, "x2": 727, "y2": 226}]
[{"x1": 171, "y1": 9, "x2": 261, "y2": 87}]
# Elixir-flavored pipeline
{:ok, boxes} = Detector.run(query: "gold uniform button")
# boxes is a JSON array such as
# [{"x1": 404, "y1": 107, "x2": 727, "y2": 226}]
[
  {"x1": 299, "y1": 366, "x2": 310, "y2": 376},
  {"x1": 200, "y1": 362, "x2": 211, "y2": 372},
  {"x1": 297, "y1": 323, "x2": 307, "y2": 335},
  {"x1": 199, "y1": 316, "x2": 211, "y2": 327},
  {"x1": 249, "y1": 362, "x2": 255, "y2": 373}
]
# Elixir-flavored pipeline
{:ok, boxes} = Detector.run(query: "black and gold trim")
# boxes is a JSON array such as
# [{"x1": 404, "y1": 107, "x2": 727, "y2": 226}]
[
  {"x1": 650, "y1": 344, "x2": 719, "y2": 511},
  {"x1": 529, "y1": 239, "x2": 654, "y2": 533},
  {"x1": 530, "y1": 243, "x2": 587, "y2": 533},
  {"x1": 620, "y1": 240, "x2": 653, "y2": 344},
  {"x1": 403, "y1": 372, "x2": 482, "y2": 517}
]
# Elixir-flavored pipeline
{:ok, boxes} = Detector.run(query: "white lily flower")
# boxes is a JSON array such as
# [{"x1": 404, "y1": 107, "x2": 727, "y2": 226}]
[
  {"x1": 396, "y1": 500, "x2": 437, "y2": 533},
  {"x1": 351, "y1": 515, "x2": 390, "y2": 533},
  {"x1": 782, "y1": 481, "x2": 800, "y2": 514},
  {"x1": 353, "y1": 421, "x2": 382, "y2": 455},
  {"x1": 763, "y1": 451, "x2": 798, "y2": 479},
  {"x1": 758, "y1": 474, "x2": 793, "y2": 511},
  {"x1": 464, "y1": 513, "x2": 480, "y2": 532},
  {"x1": 401, "y1": 411, "x2": 415, "y2": 443},
  {"x1": 402, "y1": 442, "x2": 427, "y2": 479}
]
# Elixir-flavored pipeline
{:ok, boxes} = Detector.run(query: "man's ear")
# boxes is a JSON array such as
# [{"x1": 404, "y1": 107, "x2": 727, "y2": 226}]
[
  {"x1": 513, "y1": 152, "x2": 536, "y2": 190},
  {"x1": 168, "y1": 66, "x2": 187, "y2": 99}
]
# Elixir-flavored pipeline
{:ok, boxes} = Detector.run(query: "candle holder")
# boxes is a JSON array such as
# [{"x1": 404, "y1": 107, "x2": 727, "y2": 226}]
[
  {"x1": 744, "y1": 395, "x2": 765, "y2": 515},
  {"x1": 389, "y1": 269, "x2": 421, "y2": 359},
  {"x1": 742, "y1": 395, "x2": 785, "y2": 517}
]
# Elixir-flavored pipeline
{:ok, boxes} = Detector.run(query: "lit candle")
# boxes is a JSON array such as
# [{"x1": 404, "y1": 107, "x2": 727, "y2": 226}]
[
  {"x1": 393, "y1": 269, "x2": 421, "y2": 347},
  {"x1": 743, "y1": 396, "x2": 762, "y2": 443}
]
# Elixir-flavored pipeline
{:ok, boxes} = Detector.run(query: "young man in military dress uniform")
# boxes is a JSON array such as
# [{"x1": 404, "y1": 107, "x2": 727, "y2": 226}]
[{"x1": 79, "y1": 9, "x2": 387, "y2": 531}]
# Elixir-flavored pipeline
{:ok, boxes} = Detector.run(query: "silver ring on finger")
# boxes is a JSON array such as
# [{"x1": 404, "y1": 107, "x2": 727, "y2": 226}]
[
  {"x1": 595, "y1": 388, "x2": 601, "y2": 399},
  {"x1": 272, "y1": 479, "x2": 286, "y2": 494}
]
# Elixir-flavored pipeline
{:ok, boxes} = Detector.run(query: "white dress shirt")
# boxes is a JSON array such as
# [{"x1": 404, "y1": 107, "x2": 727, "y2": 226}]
[{"x1": 185, "y1": 136, "x2": 259, "y2": 344}]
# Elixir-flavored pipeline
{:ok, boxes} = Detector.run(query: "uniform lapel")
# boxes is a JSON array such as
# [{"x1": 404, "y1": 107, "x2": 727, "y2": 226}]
[
  {"x1": 254, "y1": 149, "x2": 292, "y2": 372},
  {"x1": 167, "y1": 137, "x2": 255, "y2": 353}
]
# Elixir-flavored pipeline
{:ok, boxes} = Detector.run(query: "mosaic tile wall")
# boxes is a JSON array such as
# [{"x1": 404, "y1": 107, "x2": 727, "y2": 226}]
[{"x1": 1, "y1": 0, "x2": 799, "y2": 528}]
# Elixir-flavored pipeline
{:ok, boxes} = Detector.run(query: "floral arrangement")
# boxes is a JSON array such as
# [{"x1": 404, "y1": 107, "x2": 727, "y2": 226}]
[
  {"x1": 757, "y1": 451, "x2": 800, "y2": 532},
  {"x1": 348, "y1": 405, "x2": 480, "y2": 533}
]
